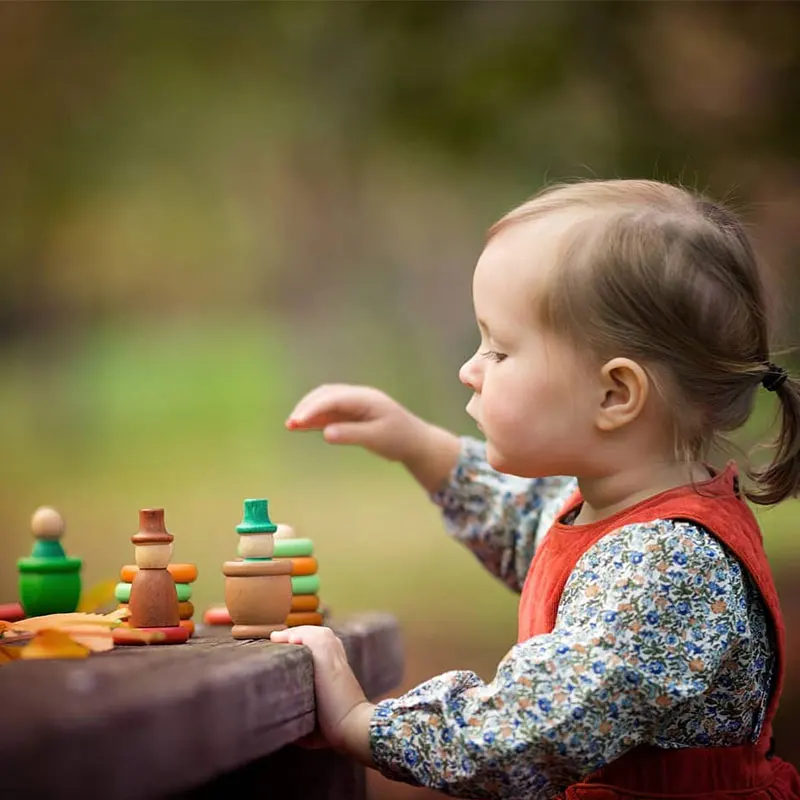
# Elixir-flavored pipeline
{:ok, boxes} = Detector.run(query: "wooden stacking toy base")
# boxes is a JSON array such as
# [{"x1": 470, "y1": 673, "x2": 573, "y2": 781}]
[
  {"x1": 204, "y1": 604, "x2": 330, "y2": 628},
  {"x1": 231, "y1": 623, "x2": 287, "y2": 640},
  {"x1": 113, "y1": 625, "x2": 190, "y2": 646},
  {"x1": 223, "y1": 557, "x2": 292, "y2": 639}
]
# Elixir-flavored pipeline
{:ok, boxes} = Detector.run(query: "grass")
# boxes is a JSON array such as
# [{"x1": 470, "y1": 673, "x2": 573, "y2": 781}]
[{"x1": 0, "y1": 318, "x2": 797, "y2": 653}]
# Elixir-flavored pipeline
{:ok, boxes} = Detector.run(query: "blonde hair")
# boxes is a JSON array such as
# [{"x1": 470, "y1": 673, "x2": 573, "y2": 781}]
[{"x1": 489, "y1": 179, "x2": 799, "y2": 505}]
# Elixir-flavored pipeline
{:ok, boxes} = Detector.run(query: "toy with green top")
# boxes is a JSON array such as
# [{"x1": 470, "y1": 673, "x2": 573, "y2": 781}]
[
  {"x1": 17, "y1": 506, "x2": 82, "y2": 617},
  {"x1": 222, "y1": 498, "x2": 292, "y2": 639}
]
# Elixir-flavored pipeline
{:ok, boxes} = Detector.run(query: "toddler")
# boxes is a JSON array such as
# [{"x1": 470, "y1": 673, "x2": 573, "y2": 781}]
[{"x1": 271, "y1": 179, "x2": 800, "y2": 799}]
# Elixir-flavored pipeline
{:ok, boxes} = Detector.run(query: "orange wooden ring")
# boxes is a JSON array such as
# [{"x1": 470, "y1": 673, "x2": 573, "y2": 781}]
[
  {"x1": 119, "y1": 563, "x2": 198, "y2": 584},
  {"x1": 291, "y1": 594, "x2": 319, "y2": 612},
  {"x1": 286, "y1": 611, "x2": 323, "y2": 627},
  {"x1": 112, "y1": 625, "x2": 189, "y2": 646},
  {"x1": 178, "y1": 601, "x2": 194, "y2": 620},
  {"x1": 287, "y1": 556, "x2": 318, "y2": 576},
  {"x1": 179, "y1": 619, "x2": 195, "y2": 637},
  {"x1": 203, "y1": 605, "x2": 232, "y2": 625}
]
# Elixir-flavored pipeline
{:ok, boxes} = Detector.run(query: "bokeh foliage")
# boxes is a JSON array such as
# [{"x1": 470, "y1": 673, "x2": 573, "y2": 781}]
[{"x1": 1, "y1": 1, "x2": 799, "y2": 653}]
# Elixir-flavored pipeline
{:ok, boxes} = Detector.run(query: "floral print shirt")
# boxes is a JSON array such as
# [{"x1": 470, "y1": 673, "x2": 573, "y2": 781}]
[{"x1": 369, "y1": 437, "x2": 774, "y2": 799}]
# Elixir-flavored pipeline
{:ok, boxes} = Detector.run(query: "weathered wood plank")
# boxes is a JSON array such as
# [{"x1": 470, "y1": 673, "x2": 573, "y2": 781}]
[{"x1": 0, "y1": 612, "x2": 403, "y2": 800}]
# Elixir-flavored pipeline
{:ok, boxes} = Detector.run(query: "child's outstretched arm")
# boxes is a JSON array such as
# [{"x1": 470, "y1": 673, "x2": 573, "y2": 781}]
[
  {"x1": 287, "y1": 384, "x2": 576, "y2": 591},
  {"x1": 275, "y1": 520, "x2": 763, "y2": 799}
]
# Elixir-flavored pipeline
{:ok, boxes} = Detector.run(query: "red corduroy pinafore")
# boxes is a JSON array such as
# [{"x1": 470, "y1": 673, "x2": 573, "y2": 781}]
[{"x1": 517, "y1": 463, "x2": 800, "y2": 799}]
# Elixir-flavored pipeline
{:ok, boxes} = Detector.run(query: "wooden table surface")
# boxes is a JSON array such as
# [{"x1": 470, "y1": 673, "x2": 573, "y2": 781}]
[{"x1": 0, "y1": 613, "x2": 404, "y2": 800}]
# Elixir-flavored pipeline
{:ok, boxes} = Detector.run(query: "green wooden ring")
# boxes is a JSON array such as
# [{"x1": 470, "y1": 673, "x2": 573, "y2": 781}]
[
  {"x1": 273, "y1": 538, "x2": 314, "y2": 558},
  {"x1": 291, "y1": 574, "x2": 320, "y2": 595},
  {"x1": 115, "y1": 581, "x2": 191, "y2": 603}
]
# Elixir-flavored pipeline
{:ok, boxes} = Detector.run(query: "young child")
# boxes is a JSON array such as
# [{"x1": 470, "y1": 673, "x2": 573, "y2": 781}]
[{"x1": 271, "y1": 179, "x2": 800, "y2": 799}]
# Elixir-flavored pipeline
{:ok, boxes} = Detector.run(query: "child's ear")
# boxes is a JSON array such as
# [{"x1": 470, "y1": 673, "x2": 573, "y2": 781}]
[{"x1": 595, "y1": 357, "x2": 649, "y2": 432}]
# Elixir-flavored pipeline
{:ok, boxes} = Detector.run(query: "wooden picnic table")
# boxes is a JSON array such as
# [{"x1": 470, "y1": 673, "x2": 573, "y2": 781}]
[{"x1": 0, "y1": 612, "x2": 404, "y2": 800}]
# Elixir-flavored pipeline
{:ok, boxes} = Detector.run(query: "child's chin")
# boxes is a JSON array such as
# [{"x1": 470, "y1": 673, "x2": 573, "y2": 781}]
[
  {"x1": 487, "y1": 444, "x2": 546, "y2": 478},
  {"x1": 486, "y1": 445, "x2": 520, "y2": 475}
]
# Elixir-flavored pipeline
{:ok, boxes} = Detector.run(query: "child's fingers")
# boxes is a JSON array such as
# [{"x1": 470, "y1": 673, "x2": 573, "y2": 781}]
[
  {"x1": 323, "y1": 420, "x2": 380, "y2": 447},
  {"x1": 287, "y1": 385, "x2": 375, "y2": 430},
  {"x1": 289, "y1": 384, "x2": 366, "y2": 423},
  {"x1": 270, "y1": 625, "x2": 337, "y2": 647},
  {"x1": 270, "y1": 628, "x2": 307, "y2": 645},
  {"x1": 287, "y1": 384, "x2": 342, "y2": 422}
]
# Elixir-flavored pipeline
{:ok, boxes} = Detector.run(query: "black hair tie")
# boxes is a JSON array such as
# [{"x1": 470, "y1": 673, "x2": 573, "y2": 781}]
[{"x1": 762, "y1": 362, "x2": 788, "y2": 392}]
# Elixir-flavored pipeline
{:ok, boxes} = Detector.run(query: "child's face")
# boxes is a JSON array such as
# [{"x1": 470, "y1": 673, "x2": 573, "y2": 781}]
[{"x1": 459, "y1": 214, "x2": 601, "y2": 478}]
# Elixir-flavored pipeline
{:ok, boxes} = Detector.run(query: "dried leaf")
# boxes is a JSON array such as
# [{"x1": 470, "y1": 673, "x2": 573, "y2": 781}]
[
  {"x1": 52, "y1": 625, "x2": 114, "y2": 652},
  {"x1": 12, "y1": 613, "x2": 121, "y2": 633},
  {"x1": 20, "y1": 630, "x2": 90, "y2": 660},
  {"x1": 69, "y1": 633, "x2": 115, "y2": 653},
  {"x1": 0, "y1": 644, "x2": 24, "y2": 664},
  {"x1": 78, "y1": 580, "x2": 119, "y2": 613}
]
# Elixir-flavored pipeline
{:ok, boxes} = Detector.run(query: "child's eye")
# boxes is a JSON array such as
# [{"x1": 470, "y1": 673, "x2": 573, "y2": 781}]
[{"x1": 480, "y1": 350, "x2": 507, "y2": 363}]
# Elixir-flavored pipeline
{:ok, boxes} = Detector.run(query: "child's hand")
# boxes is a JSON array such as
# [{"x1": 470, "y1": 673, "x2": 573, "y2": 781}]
[
  {"x1": 286, "y1": 384, "x2": 425, "y2": 463},
  {"x1": 270, "y1": 626, "x2": 375, "y2": 765},
  {"x1": 286, "y1": 384, "x2": 461, "y2": 493}
]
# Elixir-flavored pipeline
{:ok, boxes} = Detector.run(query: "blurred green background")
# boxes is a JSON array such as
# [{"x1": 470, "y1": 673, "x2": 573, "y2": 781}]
[{"x1": 1, "y1": 3, "x2": 799, "y2": 796}]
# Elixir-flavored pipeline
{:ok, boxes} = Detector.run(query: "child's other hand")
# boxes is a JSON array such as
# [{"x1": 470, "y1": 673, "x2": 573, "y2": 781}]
[
  {"x1": 270, "y1": 626, "x2": 375, "y2": 763},
  {"x1": 286, "y1": 384, "x2": 427, "y2": 464}
]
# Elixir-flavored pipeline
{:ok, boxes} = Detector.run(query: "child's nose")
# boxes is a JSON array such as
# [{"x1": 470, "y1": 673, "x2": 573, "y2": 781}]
[{"x1": 459, "y1": 354, "x2": 482, "y2": 392}]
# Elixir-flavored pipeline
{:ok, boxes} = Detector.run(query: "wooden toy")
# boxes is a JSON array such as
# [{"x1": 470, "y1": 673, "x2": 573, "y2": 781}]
[
  {"x1": 121, "y1": 509, "x2": 188, "y2": 645},
  {"x1": 273, "y1": 528, "x2": 324, "y2": 627},
  {"x1": 17, "y1": 507, "x2": 82, "y2": 617},
  {"x1": 120, "y1": 564, "x2": 198, "y2": 584},
  {"x1": 116, "y1": 562, "x2": 198, "y2": 637},
  {"x1": 222, "y1": 499, "x2": 291, "y2": 639},
  {"x1": 112, "y1": 625, "x2": 189, "y2": 646}
]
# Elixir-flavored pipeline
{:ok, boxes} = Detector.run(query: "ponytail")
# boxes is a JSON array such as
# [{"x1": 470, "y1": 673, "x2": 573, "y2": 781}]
[{"x1": 747, "y1": 364, "x2": 800, "y2": 506}]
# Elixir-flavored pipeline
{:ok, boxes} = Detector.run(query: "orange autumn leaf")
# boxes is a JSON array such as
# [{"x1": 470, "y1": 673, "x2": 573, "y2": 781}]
[
  {"x1": 69, "y1": 633, "x2": 115, "y2": 653},
  {"x1": 11, "y1": 612, "x2": 122, "y2": 634},
  {"x1": 20, "y1": 629, "x2": 90, "y2": 660},
  {"x1": 0, "y1": 644, "x2": 23, "y2": 664},
  {"x1": 53, "y1": 625, "x2": 115, "y2": 653}
]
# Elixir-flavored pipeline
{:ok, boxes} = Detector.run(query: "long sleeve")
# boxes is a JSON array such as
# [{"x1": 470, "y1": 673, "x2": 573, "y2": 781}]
[
  {"x1": 430, "y1": 437, "x2": 576, "y2": 592},
  {"x1": 369, "y1": 519, "x2": 772, "y2": 799}
]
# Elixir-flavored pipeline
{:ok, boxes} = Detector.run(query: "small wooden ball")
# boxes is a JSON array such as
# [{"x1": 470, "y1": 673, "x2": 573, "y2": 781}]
[
  {"x1": 274, "y1": 524, "x2": 296, "y2": 540},
  {"x1": 30, "y1": 507, "x2": 65, "y2": 540},
  {"x1": 134, "y1": 543, "x2": 173, "y2": 569}
]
